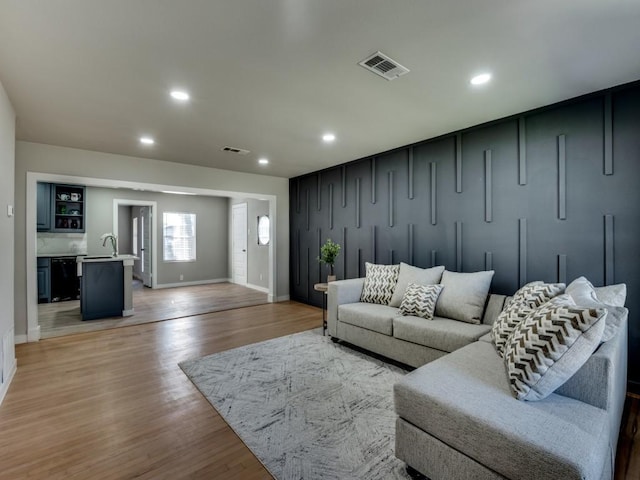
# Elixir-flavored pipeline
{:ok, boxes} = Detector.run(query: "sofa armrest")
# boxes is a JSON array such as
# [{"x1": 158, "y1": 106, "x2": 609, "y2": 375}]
[{"x1": 327, "y1": 278, "x2": 365, "y2": 337}]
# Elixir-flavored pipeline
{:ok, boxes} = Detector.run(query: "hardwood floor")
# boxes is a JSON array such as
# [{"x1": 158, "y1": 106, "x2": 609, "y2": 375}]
[
  {"x1": 2, "y1": 301, "x2": 639, "y2": 479},
  {"x1": 38, "y1": 281, "x2": 268, "y2": 339}
]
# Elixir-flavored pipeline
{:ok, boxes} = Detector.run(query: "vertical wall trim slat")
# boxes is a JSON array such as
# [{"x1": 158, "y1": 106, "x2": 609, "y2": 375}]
[
  {"x1": 295, "y1": 229, "x2": 300, "y2": 285},
  {"x1": 317, "y1": 228, "x2": 322, "y2": 283},
  {"x1": 342, "y1": 227, "x2": 347, "y2": 278},
  {"x1": 518, "y1": 117, "x2": 527, "y2": 185},
  {"x1": 605, "y1": 214, "x2": 615, "y2": 285},
  {"x1": 485, "y1": 150, "x2": 492, "y2": 222},
  {"x1": 431, "y1": 250, "x2": 437, "y2": 268},
  {"x1": 306, "y1": 247, "x2": 310, "y2": 301},
  {"x1": 455, "y1": 134, "x2": 463, "y2": 193},
  {"x1": 371, "y1": 225, "x2": 377, "y2": 263},
  {"x1": 389, "y1": 249, "x2": 394, "y2": 264},
  {"x1": 328, "y1": 183, "x2": 334, "y2": 230},
  {"x1": 485, "y1": 252, "x2": 493, "y2": 271},
  {"x1": 456, "y1": 221, "x2": 463, "y2": 272},
  {"x1": 371, "y1": 157, "x2": 377, "y2": 204},
  {"x1": 305, "y1": 189, "x2": 310, "y2": 231},
  {"x1": 355, "y1": 178, "x2": 361, "y2": 228},
  {"x1": 430, "y1": 162, "x2": 437, "y2": 225},
  {"x1": 388, "y1": 171, "x2": 394, "y2": 227},
  {"x1": 358, "y1": 249, "x2": 362, "y2": 278},
  {"x1": 604, "y1": 93, "x2": 613, "y2": 175},
  {"x1": 558, "y1": 134, "x2": 567, "y2": 220},
  {"x1": 408, "y1": 148, "x2": 414, "y2": 199},
  {"x1": 341, "y1": 166, "x2": 347, "y2": 207},
  {"x1": 317, "y1": 173, "x2": 321, "y2": 211},
  {"x1": 296, "y1": 178, "x2": 301, "y2": 213},
  {"x1": 408, "y1": 224, "x2": 414, "y2": 265},
  {"x1": 557, "y1": 254, "x2": 567, "y2": 284},
  {"x1": 519, "y1": 218, "x2": 527, "y2": 286}
]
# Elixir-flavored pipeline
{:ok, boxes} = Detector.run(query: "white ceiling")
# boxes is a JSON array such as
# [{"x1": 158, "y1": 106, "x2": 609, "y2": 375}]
[{"x1": 1, "y1": 1, "x2": 639, "y2": 179}]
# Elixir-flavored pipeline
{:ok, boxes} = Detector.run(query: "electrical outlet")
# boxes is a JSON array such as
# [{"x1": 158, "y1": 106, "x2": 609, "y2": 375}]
[
  {"x1": 179, "y1": 274, "x2": 184, "y2": 281},
  {"x1": 259, "y1": 273, "x2": 263, "y2": 281}
]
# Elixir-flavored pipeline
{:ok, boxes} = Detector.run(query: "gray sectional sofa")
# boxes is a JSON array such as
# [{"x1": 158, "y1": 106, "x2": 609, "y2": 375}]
[{"x1": 327, "y1": 275, "x2": 628, "y2": 480}]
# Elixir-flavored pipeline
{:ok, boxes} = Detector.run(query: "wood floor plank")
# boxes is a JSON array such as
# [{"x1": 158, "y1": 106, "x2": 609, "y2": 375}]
[{"x1": 2, "y1": 300, "x2": 638, "y2": 479}]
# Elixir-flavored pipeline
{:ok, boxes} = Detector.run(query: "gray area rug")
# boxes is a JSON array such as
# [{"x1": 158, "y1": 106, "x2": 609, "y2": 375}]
[{"x1": 179, "y1": 329, "x2": 413, "y2": 480}]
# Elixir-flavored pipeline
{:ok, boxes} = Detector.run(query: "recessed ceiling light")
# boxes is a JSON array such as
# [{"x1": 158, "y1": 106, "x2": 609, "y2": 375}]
[
  {"x1": 470, "y1": 73, "x2": 492, "y2": 86},
  {"x1": 170, "y1": 90, "x2": 190, "y2": 101},
  {"x1": 139, "y1": 136, "x2": 154, "y2": 145},
  {"x1": 322, "y1": 133, "x2": 336, "y2": 143},
  {"x1": 258, "y1": 158, "x2": 269, "y2": 165}
]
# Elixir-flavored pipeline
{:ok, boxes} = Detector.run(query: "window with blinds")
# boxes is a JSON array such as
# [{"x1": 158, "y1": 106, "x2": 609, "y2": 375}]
[{"x1": 163, "y1": 212, "x2": 196, "y2": 262}]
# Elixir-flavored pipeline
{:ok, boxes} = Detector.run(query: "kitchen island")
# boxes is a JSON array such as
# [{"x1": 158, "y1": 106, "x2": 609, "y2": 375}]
[{"x1": 76, "y1": 255, "x2": 138, "y2": 320}]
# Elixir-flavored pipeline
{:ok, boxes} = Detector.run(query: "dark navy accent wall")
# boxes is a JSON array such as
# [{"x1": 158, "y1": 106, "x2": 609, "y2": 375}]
[{"x1": 290, "y1": 82, "x2": 640, "y2": 385}]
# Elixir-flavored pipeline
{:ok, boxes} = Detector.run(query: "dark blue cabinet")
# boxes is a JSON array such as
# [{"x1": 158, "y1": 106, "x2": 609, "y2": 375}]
[
  {"x1": 37, "y1": 182, "x2": 51, "y2": 231},
  {"x1": 37, "y1": 257, "x2": 50, "y2": 303},
  {"x1": 81, "y1": 261, "x2": 124, "y2": 320}
]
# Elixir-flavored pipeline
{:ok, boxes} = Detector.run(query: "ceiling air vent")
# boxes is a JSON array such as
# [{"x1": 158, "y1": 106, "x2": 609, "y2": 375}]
[
  {"x1": 221, "y1": 146, "x2": 250, "y2": 155},
  {"x1": 358, "y1": 51, "x2": 410, "y2": 81}
]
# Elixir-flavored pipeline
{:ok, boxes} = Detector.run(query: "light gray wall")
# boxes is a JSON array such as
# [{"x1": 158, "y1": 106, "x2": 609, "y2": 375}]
[
  {"x1": 14, "y1": 141, "x2": 289, "y2": 338},
  {"x1": 0, "y1": 80, "x2": 16, "y2": 385},
  {"x1": 117, "y1": 205, "x2": 132, "y2": 254},
  {"x1": 86, "y1": 186, "x2": 229, "y2": 285},
  {"x1": 229, "y1": 198, "x2": 269, "y2": 289}
]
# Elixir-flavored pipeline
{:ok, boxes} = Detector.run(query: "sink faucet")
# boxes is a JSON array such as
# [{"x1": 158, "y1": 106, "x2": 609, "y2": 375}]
[{"x1": 100, "y1": 233, "x2": 118, "y2": 257}]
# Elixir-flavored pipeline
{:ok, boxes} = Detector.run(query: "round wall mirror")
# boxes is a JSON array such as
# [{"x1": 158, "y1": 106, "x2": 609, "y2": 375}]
[{"x1": 257, "y1": 215, "x2": 270, "y2": 245}]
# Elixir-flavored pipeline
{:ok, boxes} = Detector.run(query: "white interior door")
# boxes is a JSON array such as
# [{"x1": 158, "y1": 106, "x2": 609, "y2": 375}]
[
  {"x1": 232, "y1": 203, "x2": 248, "y2": 285},
  {"x1": 140, "y1": 206, "x2": 152, "y2": 287}
]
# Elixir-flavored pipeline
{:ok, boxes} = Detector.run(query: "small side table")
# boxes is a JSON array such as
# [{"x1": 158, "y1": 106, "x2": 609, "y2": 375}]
[{"x1": 314, "y1": 282, "x2": 328, "y2": 335}]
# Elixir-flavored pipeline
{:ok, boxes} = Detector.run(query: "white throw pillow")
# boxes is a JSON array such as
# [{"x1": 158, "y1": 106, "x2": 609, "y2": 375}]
[
  {"x1": 398, "y1": 283, "x2": 444, "y2": 320},
  {"x1": 389, "y1": 263, "x2": 445, "y2": 307},
  {"x1": 492, "y1": 281, "x2": 565, "y2": 357},
  {"x1": 360, "y1": 262, "x2": 400, "y2": 305},
  {"x1": 434, "y1": 270, "x2": 494, "y2": 324},
  {"x1": 566, "y1": 276, "x2": 628, "y2": 342},
  {"x1": 504, "y1": 294, "x2": 606, "y2": 401}
]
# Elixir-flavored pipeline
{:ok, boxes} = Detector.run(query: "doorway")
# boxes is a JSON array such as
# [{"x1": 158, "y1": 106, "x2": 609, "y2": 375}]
[
  {"x1": 231, "y1": 203, "x2": 247, "y2": 285},
  {"x1": 113, "y1": 199, "x2": 157, "y2": 289}
]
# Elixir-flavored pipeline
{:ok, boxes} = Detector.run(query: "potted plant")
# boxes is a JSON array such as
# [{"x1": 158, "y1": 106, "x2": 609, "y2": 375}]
[{"x1": 318, "y1": 238, "x2": 341, "y2": 282}]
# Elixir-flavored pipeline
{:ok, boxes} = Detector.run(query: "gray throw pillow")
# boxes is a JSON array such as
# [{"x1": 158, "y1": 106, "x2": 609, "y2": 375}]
[
  {"x1": 566, "y1": 276, "x2": 628, "y2": 342},
  {"x1": 360, "y1": 262, "x2": 400, "y2": 305},
  {"x1": 434, "y1": 270, "x2": 494, "y2": 324},
  {"x1": 398, "y1": 283, "x2": 444, "y2": 319},
  {"x1": 504, "y1": 294, "x2": 606, "y2": 401},
  {"x1": 492, "y1": 281, "x2": 565, "y2": 357},
  {"x1": 389, "y1": 263, "x2": 445, "y2": 307}
]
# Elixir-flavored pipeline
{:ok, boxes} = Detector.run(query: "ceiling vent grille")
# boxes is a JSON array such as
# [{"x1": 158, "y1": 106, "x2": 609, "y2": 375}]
[
  {"x1": 221, "y1": 146, "x2": 250, "y2": 155},
  {"x1": 358, "y1": 51, "x2": 410, "y2": 81}
]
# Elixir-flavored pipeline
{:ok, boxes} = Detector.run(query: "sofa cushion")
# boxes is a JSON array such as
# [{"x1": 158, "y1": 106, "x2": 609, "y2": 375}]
[
  {"x1": 338, "y1": 302, "x2": 397, "y2": 335},
  {"x1": 435, "y1": 270, "x2": 494, "y2": 324},
  {"x1": 398, "y1": 283, "x2": 443, "y2": 320},
  {"x1": 394, "y1": 341, "x2": 610, "y2": 480},
  {"x1": 595, "y1": 283, "x2": 627, "y2": 307},
  {"x1": 389, "y1": 263, "x2": 444, "y2": 307},
  {"x1": 504, "y1": 294, "x2": 606, "y2": 401},
  {"x1": 567, "y1": 276, "x2": 628, "y2": 342},
  {"x1": 393, "y1": 315, "x2": 491, "y2": 353},
  {"x1": 360, "y1": 262, "x2": 400, "y2": 305},
  {"x1": 491, "y1": 281, "x2": 565, "y2": 357}
]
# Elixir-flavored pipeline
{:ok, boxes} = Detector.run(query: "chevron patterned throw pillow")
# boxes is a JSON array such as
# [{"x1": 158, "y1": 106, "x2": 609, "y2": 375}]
[
  {"x1": 504, "y1": 294, "x2": 606, "y2": 401},
  {"x1": 360, "y1": 262, "x2": 400, "y2": 305},
  {"x1": 492, "y1": 281, "x2": 565, "y2": 357},
  {"x1": 399, "y1": 283, "x2": 444, "y2": 319}
]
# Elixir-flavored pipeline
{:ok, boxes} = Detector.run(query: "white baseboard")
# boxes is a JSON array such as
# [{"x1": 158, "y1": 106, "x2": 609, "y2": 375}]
[
  {"x1": 155, "y1": 278, "x2": 230, "y2": 289},
  {"x1": 276, "y1": 295, "x2": 291, "y2": 302},
  {"x1": 0, "y1": 359, "x2": 17, "y2": 406},
  {"x1": 245, "y1": 283, "x2": 269, "y2": 294},
  {"x1": 14, "y1": 334, "x2": 27, "y2": 345}
]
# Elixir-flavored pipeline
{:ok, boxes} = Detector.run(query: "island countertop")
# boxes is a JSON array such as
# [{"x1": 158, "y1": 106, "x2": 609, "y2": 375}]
[{"x1": 76, "y1": 254, "x2": 139, "y2": 263}]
